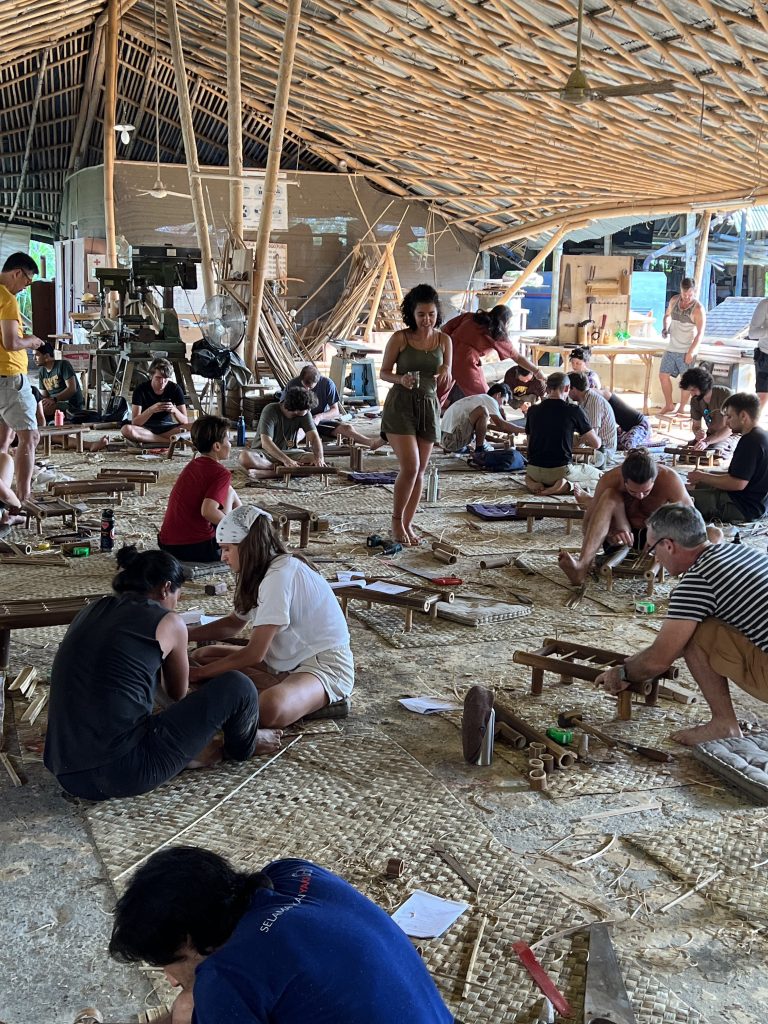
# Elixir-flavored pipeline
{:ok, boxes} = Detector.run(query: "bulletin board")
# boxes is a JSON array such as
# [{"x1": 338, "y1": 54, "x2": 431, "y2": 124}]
[{"x1": 557, "y1": 255, "x2": 632, "y2": 344}]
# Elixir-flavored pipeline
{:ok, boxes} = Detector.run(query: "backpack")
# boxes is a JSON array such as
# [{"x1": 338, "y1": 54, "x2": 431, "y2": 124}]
[{"x1": 467, "y1": 448, "x2": 526, "y2": 472}]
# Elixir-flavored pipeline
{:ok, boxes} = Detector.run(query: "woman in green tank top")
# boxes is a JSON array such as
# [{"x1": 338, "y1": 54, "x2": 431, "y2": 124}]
[{"x1": 380, "y1": 284, "x2": 452, "y2": 545}]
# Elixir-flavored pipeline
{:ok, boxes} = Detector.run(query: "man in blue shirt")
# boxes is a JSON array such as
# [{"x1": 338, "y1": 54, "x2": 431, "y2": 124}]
[
  {"x1": 285, "y1": 364, "x2": 384, "y2": 448},
  {"x1": 110, "y1": 846, "x2": 455, "y2": 1024}
]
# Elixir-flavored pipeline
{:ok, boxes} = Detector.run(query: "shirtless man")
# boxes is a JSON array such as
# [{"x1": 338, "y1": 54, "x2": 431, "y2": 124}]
[{"x1": 558, "y1": 447, "x2": 691, "y2": 585}]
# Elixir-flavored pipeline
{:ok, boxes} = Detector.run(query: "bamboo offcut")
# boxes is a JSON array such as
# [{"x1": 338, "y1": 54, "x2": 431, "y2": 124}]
[{"x1": 494, "y1": 702, "x2": 575, "y2": 768}]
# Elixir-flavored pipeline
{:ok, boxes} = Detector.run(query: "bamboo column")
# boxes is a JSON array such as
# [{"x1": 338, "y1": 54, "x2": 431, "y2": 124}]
[
  {"x1": 693, "y1": 211, "x2": 712, "y2": 301},
  {"x1": 103, "y1": 0, "x2": 119, "y2": 266},
  {"x1": 245, "y1": 0, "x2": 302, "y2": 370},
  {"x1": 498, "y1": 225, "x2": 568, "y2": 303},
  {"x1": 165, "y1": 0, "x2": 215, "y2": 301},
  {"x1": 226, "y1": 0, "x2": 244, "y2": 238}
]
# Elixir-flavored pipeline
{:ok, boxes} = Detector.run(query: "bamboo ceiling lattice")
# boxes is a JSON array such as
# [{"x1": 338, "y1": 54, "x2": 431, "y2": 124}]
[{"x1": 2, "y1": 0, "x2": 768, "y2": 241}]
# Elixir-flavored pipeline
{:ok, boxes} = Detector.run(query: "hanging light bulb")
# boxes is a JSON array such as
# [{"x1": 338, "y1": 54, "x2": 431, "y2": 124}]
[{"x1": 115, "y1": 123, "x2": 135, "y2": 145}]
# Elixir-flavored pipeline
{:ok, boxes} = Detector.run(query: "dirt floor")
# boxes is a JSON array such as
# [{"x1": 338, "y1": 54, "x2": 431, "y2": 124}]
[{"x1": 1, "y1": 408, "x2": 768, "y2": 1024}]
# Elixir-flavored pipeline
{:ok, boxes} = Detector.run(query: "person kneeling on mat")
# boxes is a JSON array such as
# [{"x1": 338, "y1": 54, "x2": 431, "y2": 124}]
[
  {"x1": 44, "y1": 547, "x2": 280, "y2": 801},
  {"x1": 109, "y1": 846, "x2": 455, "y2": 1024},
  {"x1": 187, "y1": 505, "x2": 354, "y2": 727}
]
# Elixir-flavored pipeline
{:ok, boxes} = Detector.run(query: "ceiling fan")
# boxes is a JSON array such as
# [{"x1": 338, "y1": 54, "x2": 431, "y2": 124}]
[
  {"x1": 476, "y1": 0, "x2": 677, "y2": 105},
  {"x1": 134, "y1": 0, "x2": 191, "y2": 201}
]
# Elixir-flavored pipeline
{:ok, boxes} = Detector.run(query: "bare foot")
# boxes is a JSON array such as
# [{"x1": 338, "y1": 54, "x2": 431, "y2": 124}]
[
  {"x1": 1, "y1": 509, "x2": 26, "y2": 527},
  {"x1": 525, "y1": 478, "x2": 544, "y2": 495},
  {"x1": 89, "y1": 435, "x2": 110, "y2": 452},
  {"x1": 255, "y1": 728, "x2": 283, "y2": 754},
  {"x1": 404, "y1": 522, "x2": 421, "y2": 545},
  {"x1": 391, "y1": 516, "x2": 410, "y2": 546},
  {"x1": 558, "y1": 549, "x2": 588, "y2": 585},
  {"x1": 659, "y1": 404, "x2": 678, "y2": 416},
  {"x1": 187, "y1": 738, "x2": 224, "y2": 768},
  {"x1": 671, "y1": 720, "x2": 742, "y2": 746}
]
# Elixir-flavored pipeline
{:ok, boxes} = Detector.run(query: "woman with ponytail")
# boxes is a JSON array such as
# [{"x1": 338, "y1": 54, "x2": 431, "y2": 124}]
[
  {"x1": 44, "y1": 546, "x2": 279, "y2": 800},
  {"x1": 187, "y1": 506, "x2": 354, "y2": 727}
]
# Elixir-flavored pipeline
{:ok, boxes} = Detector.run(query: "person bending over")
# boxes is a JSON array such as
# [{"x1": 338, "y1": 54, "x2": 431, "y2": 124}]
[
  {"x1": 109, "y1": 846, "x2": 454, "y2": 1024},
  {"x1": 688, "y1": 392, "x2": 768, "y2": 524},
  {"x1": 440, "y1": 383, "x2": 522, "y2": 454},
  {"x1": 558, "y1": 447, "x2": 691, "y2": 585},
  {"x1": 238, "y1": 386, "x2": 326, "y2": 478},
  {"x1": 597, "y1": 503, "x2": 768, "y2": 746},
  {"x1": 43, "y1": 547, "x2": 279, "y2": 801},
  {"x1": 379, "y1": 284, "x2": 452, "y2": 545},
  {"x1": 188, "y1": 506, "x2": 354, "y2": 727},
  {"x1": 285, "y1": 364, "x2": 384, "y2": 449},
  {"x1": 678, "y1": 366, "x2": 734, "y2": 454},
  {"x1": 158, "y1": 415, "x2": 241, "y2": 562},
  {"x1": 567, "y1": 372, "x2": 617, "y2": 459},
  {"x1": 34, "y1": 342, "x2": 84, "y2": 419},
  {"x1": 121, "y1": 357, "x2": 188, "y2": 444},
  {"x1": 503, "y1": 364, "x2": 546, "y2": 410},
  {"x1": 524, "y1": 371, "x2": 599, "y2": 495}
]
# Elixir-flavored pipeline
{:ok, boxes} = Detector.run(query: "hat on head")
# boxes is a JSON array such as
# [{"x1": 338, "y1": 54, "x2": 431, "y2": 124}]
[{"x1": 216, "y1": 505, "x2": 273, "y2": 544}]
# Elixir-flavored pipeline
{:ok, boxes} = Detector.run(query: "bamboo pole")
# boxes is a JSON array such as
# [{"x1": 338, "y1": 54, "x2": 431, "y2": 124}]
[
  {"x1": 103, "y1": 0, "x2": 118, "y2": 266},
  {"x1": 497, "y1": 226, "x2": 568, "y2": 302},
  {"x1": 5, "y1": 48, "x2": 50, "y2": 227},
  {"x1": 67, "y1": 22, "x2": 105, "y2": 173},
  {"x1": 165, "y1": 0, "x2": 215, "y2": 301},
  {"x1": 226, "y1": 0, "x2": 244, "y2": 238},
  {"x1": 245, "y1": 0, "x2": 302, "y2": 370},
  {"x1": 693, "y1": 211, "x2": 712, "y2": 302}
]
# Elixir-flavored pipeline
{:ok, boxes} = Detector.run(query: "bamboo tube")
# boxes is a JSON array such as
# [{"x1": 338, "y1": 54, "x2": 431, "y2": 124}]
[
  {"x1": 494, "y1": 702, "x2": 575, "y2": 768},
  {"x1": 165, "y1": 0, "x2": 215, "y2": 301},
  {"x1": 433, "y1": 549, "x2": 458, "y2": 565},
  {"x1": 479, "y1": 556, "x2": 511, "y2": 569},
  {"x1": 693, "y1": 211, "x2": 712, "y2": 298},
  {"x1": 102, "y1": 0, "x2": 118, "y2": 266},
  {"x1": 226, "y1": 0, "x2": 244, "y2": 238},
  {"x1": 432, "y1": 541, "x2": 461, "y2": 556},
  {"x1": 246, "y1": 0, "x2": 303, "y2": 370}
]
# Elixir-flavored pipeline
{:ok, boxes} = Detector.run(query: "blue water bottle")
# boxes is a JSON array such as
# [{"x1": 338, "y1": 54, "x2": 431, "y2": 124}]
[{"x1": 236, "y1": 415, "x2": 246, "y2": 446}]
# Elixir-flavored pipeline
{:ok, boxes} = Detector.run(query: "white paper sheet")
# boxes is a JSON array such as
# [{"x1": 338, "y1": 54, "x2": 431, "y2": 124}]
[
  {"x1": 180, "y1": 612, "x2": 221, "y2": 625},
  {"x1": 364, "y1": 581, "x2": 412, "y2": 595},
  {"x1": 336, "y1": 571, "x2": 367, "y2": 582},
  {"x1": 329, "y1": 580, "x2": 367, "y2": 591},
  {"x1": 391, "y1": 890, "x2": 469, "y2": 938},
  {"x1": 399, "y1": 697, "x2": 462, "y2": 715}
]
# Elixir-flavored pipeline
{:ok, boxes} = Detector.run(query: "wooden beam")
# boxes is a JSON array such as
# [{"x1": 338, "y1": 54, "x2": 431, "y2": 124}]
[
  {"x1": 227, "y1": 0, "x2": 244, "y2": 238},
  {"x1": 693, "y1": 210, "x2": 712, "y2": 302},
  {"x1": 165, "y1": 0, "x2": 215, "y2": 300},
  {"x1": 497, "y1": 226, "x2": 568, "y2": 303},
  {"x1": 5, "y1": 48, "x2": 50, "y2": 226},
  {"x1": 67, "y1": 22, "x2": 105, "y2": 173},
  {"x1": 103, "y1": 0, "x2": 119, "y2": 266},
  {"x1": 245, "y1": 0, "x2": 302, "y2": 370}
]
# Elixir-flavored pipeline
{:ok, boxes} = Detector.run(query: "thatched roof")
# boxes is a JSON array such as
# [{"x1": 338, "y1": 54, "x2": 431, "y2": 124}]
[{"x1": 3, "y1": 0, "x2": 768, "y2": 244}]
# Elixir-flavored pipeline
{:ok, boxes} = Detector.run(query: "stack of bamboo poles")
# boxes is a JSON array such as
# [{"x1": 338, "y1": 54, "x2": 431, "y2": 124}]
[{"x1": 299, "y1": 237, "x2": 404, "y2": 359}]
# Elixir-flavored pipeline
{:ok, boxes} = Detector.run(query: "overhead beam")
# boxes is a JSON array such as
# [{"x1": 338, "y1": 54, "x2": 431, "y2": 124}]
[
  {"x1": 227, "y1": 0, "x2": 244, "y2": 238},
  {"x1": 245, "y1": 0, "x2": 302, "y2": 370},
  {"x1": 497, "y1": 226, "x2": 569, "y2": 302},
  {"x1": 5, "y1": 48, "x2": 50, "y2": 227}
]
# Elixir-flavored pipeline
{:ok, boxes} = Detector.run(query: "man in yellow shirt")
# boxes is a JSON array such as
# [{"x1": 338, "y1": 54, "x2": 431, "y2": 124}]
[{"x1": 0, "y1": 253, "x2": 44, "y2": 504}]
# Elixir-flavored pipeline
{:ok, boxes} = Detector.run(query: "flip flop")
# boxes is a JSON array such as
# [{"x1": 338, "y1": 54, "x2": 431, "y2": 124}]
[{"x1": 462, "y1": 685, "x2": 494, "y2": 764}]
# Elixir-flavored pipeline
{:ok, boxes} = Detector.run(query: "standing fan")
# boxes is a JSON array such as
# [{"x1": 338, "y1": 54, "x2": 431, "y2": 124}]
[{"x1": 198, "y1": 295, "x2": 246, "y2": 352}]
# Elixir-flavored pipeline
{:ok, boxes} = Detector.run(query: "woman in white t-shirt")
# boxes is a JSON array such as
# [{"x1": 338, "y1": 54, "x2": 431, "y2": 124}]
[{"x1": 187, "y1": 505, "x2": 354, "y2": 727}]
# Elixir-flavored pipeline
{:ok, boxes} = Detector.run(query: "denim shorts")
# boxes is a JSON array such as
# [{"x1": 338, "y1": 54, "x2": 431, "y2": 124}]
[
  {"x1": 659, "y1": 351, "x2": 689, "y2": 377},
  {"x1": 0, "y1": 374, "x2": 38, "y2": 431}
]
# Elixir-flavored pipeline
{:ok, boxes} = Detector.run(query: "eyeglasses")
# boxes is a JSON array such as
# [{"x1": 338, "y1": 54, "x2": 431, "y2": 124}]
[
  {"x1": 645, "y1": 536, "x2": 670, "y2": 558},
  {"x1": 19, "y1": 270, "x2": 34, "y2": 286}
]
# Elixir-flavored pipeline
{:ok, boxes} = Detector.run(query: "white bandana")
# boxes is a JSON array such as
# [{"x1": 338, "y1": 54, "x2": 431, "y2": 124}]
[{"x1": 216, "y1": 505, "x2": 273, "y2": 544}]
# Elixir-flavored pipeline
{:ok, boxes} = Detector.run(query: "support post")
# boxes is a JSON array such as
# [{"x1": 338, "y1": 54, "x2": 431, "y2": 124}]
[
  {"x1": 103, "y1": 0, "x2": 119, "y2": 266},
  {"x1": 684, "y1": 212, "x2": 696, "y2": 278},
  {"x1": 245, "y1": 0, "x2": 303, "y2": 370},
  {"x1": 735, "y1": 210, "x2": 748, "y2": 297},
  {"x1": 226, "y1": 0, "x2": 244, "y2": 238},
  {"x1": 693, "y1": 211, "x2": 712, "y2": 302},
  {"x1": 165, "y1": 0, "x2": 215, "y2": 301},
  {"x1": 549, "y1": 241, "x2": 563, "y2": 331},
  {"x1": 498, "y1": 226, "x2": 568, "y2": 303}
]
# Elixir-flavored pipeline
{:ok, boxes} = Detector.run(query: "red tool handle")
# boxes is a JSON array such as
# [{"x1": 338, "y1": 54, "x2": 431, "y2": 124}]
[
  {"x1": 433, "y1": 576, "x2": 462, "y2": 586},
  {"x1": 512, "y1": 941, "x2": 574, "y2": 1018}
]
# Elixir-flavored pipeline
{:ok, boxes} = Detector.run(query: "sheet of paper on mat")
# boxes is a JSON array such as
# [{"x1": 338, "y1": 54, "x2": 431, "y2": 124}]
[
  {"x1": 337, "y1": 571, "x2": 367, "y2": 583},
  {"x1": 364, "y1": 581, "x2": 411, "y2": 595},
  {"x1": 392, "y1": 890, "x2": 469, "y2": 938},
  {"x1": 399, "y1": 697, "x2": 462, "y2": 714},
  {"x1": 180, "y1": 611, "x2": 221, "y2": 625}
]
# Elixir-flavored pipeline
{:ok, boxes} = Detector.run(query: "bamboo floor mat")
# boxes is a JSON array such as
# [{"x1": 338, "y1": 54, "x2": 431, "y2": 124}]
[{"x1": 85, "y1": 732, "x2": 707, "y2": 1023}]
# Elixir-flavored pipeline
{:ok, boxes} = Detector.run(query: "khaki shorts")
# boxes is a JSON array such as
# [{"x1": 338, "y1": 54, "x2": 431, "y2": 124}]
[
  {"x1": 0, "y1": 374, "x2": 38, "y2": 431},
  {"x1": 268, "y1": 644, "x2": 355, "y2": 704},
  {"x1": 693, "y1": 617, "x2": 768, "y2": 701},
  {"x1": 441, "y1": 421, "x2": 474, "y2": 453},
  {"x1": 526, "y1": 464, "x2": 568, "y2": 486}
]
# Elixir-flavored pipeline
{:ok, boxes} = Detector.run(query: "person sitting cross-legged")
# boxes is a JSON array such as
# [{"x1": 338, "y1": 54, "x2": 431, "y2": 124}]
[
  {"x1": 440, "y1": 383, "x2": 523, "y2": 454},
  {"x1": 597, "y1": 503, "x2": 768, "y2": 746},
  {"x1": 558, "y1": 447, "x2": 692, "y2": 585},
  {"x1": 238, "y1": 386, "x2": 327, "y2": 479},
  {"x1": 34, "y1": 342, "x2": 85, "y2": 420},
  {"x1": 679, "y1": 366, "x2": 734, "y2": 454},
  {"x1": 284, "y1": 364, "x2": 384, "y2": 449},
  {"x1": 108, "y1": 846, "x2": 455, "y2": 1024},
  {"x1": 688, "y1": 391, "x2": 768, "y2": 524},
  {"x1": 524, "y1": 371, "x2": 599, "y2": 495},
  {"x1": 567, "y1": 371, "x2": 617, "y2": 463},
  {"x1": 121, "y1": 357, "x2": 188, "y2": 444}
]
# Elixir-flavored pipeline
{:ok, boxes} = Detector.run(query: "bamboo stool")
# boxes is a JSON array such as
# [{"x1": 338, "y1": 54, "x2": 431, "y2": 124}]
[
  {"x1": 664, "y1": 446, "x2": 723, "y2": 469},
  {"x1": 334, "y1": 577, "x2": 454, "y2": 632},
  {"x1": 275, "y1": 465, "x2": 337, "y2": 488},
  {"x1": 598, "y1": 546, "x2": 665, "y2": 595},
  {"x1": 273, "y1": 503, "x2": 319, "y2": 549},
  {"x1": 517, "y1": 501, "x2": 584, "y2": 536},
  {"x1": 512, "y1": 637, "x2": 677, "y2": 720},
  {"x1": 97, "y1": 468, "x2": 159, "y2": 496},
  {"x1": 21, "y1": 496, "x2": 79, "y2": 535},
  {"x1": 37, "y1": 424, "x2": 91, "y2": 457},
  {"x1": 49, "y1": 479, "x2": 136, "y2": 504}
]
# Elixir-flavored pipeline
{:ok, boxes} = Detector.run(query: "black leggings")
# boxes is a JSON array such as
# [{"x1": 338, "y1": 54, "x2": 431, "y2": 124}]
[
  {"x1": 158, "y1": 536, "x2": 221, "y2": 562},
  {"x1": 56, "y1": 672, "x2": 260, "y2": 801}
]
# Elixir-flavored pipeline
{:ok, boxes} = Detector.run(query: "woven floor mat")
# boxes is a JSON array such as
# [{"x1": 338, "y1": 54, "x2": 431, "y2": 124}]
[
  {"x1": 627, "y1": 809, "x2": 768, "y2": 927},
  {"x1": 350, "y1": 606, "x2": 547, "y2": 649},
  {"x1": 85, "y1": 733, "x2": 706, "y2": 1023}
]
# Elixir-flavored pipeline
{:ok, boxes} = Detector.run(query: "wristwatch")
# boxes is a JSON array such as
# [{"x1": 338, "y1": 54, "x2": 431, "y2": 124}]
[{"x1": 617, "y1": 664, "x2": 628, "y2": 682}]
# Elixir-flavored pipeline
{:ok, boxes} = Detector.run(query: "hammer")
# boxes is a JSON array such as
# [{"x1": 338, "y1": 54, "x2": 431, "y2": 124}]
[{"x1": 558, "y1": 709, "x2": 674, "y2": 763}]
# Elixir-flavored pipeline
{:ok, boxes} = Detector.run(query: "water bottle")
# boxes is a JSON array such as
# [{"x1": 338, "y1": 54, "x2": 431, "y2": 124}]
[
  {"x1": 426, "y1": 464, "x2": 439, "y2": 503},
  {"x1": 236, "y1": 415, "x2": 247, "y2": 447},
  {"x1": 53, "y1": 408, "x2": 65, "y2": 427},
  {"x1": 100, "y1": 509, "x2": 115, "y2": 552}
]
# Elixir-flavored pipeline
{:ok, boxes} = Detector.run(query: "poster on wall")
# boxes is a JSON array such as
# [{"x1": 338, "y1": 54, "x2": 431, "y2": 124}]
[
  {"x1": 243, "y1": 241, "x2": 288, "y2": 284},
  {"x1": 242, "y1": 173, "x2": 288, "y2": 232}
]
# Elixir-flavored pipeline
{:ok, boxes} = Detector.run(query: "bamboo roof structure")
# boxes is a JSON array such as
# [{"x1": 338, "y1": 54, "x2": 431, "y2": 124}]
[{"x1": 3, "y1": 0, "x2": 768, "y2": 245}]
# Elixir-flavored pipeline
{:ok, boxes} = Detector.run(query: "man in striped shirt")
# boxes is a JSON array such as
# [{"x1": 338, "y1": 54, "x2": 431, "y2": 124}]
[
  {"x1": 568, "y1": 372, "x2": 617, "y2": 462},
  {"x1": 597, "y1": 503, "x2": 768, "y2": 746}
]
